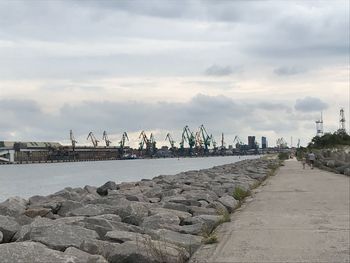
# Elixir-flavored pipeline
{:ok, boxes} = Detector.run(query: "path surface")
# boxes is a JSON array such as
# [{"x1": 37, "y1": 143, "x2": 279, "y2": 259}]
[{"x1": 191, "y1": 159, "x2": 350, "y2": 263}]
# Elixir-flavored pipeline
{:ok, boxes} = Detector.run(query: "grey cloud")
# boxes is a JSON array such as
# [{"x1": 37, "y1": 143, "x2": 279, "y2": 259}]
[
  {"x1": 205, "y1": 65, "x2": 233, "y2": 76},
  {"x1": 294, "y1": 97, "x2": 328, "y2": 112},
  {"x1": 274, "y1": 66, "x2": 307, "y2": 76},
  {"x1": 0, "y1": 94, "x2": 303, "y2": 142}
]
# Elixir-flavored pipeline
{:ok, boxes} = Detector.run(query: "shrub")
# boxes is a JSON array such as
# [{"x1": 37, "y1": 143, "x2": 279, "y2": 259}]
[{"x1": 278, "y1": 152, "x2": 289, "y2": 160}]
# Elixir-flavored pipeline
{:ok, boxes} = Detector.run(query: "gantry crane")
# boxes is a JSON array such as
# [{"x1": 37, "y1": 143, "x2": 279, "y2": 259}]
[
  {"x1": 211, "y1": 135, "x2": 218, "y2": 154},
  {"x1": 119, "y1": 132, "x2": 129, "y2": 155},
  {"x1": 70, "y1": 130, "x2": 78, "y2": 151},
  {"x1": 149, "y1": 133, "x2": 157, "y2": 154},
  {"x1": 87, "y1": 132, "x2": 99, "y2": 148},
  {"x1": 102, "y1": 131, "x2": 112, "y2": 147}
]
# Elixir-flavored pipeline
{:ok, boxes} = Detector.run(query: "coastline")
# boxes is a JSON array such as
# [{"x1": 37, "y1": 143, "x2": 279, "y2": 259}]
[{"x1": 0, "y1": 156, "x2": 280, "y2": 262}]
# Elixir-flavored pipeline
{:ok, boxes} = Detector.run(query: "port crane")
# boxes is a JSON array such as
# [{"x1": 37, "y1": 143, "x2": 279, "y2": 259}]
[
  {"x1": 138, "y1": 131, "x2": 148, "y2": 151},
  {"x1": 149, "y1": 133, "x2": 157, "y2": 154},
  {"x1": 211, "y1": 135, "x2": 218, "y2": 153},
  {"x1": 233, "y1": 135, "x2": 243, "y2": 149},
  {"x1": 119, "y1": 132, "x2": 129, "y2": 155},
  {"x1": 195, "y1": 130, "x2": 203, "y2": 150},
  {"x1": 69, "y1": 130, "x2": 78, "y2": 150},
  {"x1": 102, "y1": 131, "x2": 112, "y2": 147},
  {"x1": 139, "y1": 131, "x2": 156, "y2": 156},
  {"x1": 276, "y1": 137, "x2": 288, "y2": 148},
  {"x1": 87, "y1": 132, "x2": 99, "y2": 148},
  {"x1": 165, "y1": 133, "x2": 176, "y2": 150},
  {"x1": 199, "y1": 124, "x2": 211, "y2": 153},
  {"x1": 180, "y1": 126, "x2": 195, "y2": 155}
]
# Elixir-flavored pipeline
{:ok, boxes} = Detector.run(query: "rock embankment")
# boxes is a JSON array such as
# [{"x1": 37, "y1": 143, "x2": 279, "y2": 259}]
[
  {"x1": 314, "y1": 147, "x2": 350, "y2": 176},
  {"x1": 0, "y1": 157, "x2": 279, "y2": 263}
]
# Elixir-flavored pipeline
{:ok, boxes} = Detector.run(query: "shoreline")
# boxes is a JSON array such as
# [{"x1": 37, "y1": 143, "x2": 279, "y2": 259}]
[{"x1": 0, "y1": 156, "x2": 280, "y2": 262}]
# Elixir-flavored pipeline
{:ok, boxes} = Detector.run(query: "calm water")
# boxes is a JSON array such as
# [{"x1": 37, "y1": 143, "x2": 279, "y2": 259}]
[{"x1": 0, "y1": 155, "x2": 258, "y2": 201}]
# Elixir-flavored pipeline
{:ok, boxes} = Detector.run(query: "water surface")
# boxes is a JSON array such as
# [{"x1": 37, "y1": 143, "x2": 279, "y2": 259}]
[{"x1": 0, "y1": 155, "x2": 257, "y2": 201}]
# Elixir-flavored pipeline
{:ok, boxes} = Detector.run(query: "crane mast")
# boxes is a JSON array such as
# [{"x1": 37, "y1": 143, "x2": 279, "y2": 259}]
[
  {"x1": 165, "y1": 133, "x2": 175, "y2": 149},
  {"x1": 70, "y1": 130, "x2": 78, "y2": 150},
  {"x1": 102, "y1": 131, "x2": 112, "y2": 147},
  {"x1": 87, "y1": 132, "x2": 99, "y2": 148}
]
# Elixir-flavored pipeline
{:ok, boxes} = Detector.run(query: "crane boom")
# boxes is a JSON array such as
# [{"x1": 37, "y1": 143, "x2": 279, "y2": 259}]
[
  {"x1": 87, "y1": 132, "x2": 99, "y2": 148},
  {"x1": 102, "y1": 131, "x2": 112, "y2": 147}
]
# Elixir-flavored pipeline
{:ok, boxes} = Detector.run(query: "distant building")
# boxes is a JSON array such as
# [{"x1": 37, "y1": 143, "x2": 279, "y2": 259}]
[
  {"x1": 261, "y1": 137, "x2": 267, "y2": 149},
  {"x1": 248, "y1": 136, "x2": 256, "y2": 149}
]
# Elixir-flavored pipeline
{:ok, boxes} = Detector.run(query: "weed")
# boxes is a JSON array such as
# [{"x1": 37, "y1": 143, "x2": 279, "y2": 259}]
[{"x1": 232, "y1": 186, "x2": 251, "y2": 201}]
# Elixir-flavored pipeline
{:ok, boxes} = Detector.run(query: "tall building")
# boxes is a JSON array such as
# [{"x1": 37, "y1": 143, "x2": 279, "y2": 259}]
[
  {"x1": 261, "y1": 137, "x2": 267, "y2": 149},
  {"x1": 248, "y1": 136, "x2": 256, "y2": 149}
]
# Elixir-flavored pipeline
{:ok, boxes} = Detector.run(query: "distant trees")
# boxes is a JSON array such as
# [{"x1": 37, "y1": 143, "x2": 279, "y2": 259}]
[{"x1": 308, "y1": 130, "x2": 350, "y2": 148}]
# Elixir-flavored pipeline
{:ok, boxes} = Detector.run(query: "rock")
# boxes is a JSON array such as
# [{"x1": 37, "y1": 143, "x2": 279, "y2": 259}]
[
  {"x1": 189, "y1": 206, "x2": 218, "y2": 216},
  {"x1": 141, "y1": 213, "x2": 180, "y2": 230},
  {"x1": 84, "y1": 185, "x2": 99, "y2": 195},
  {"x1": 0, "y1": 230, "x2": 3, "y2": 243},
  {"x1": 168, "y1": 198, "x2": 202, "y2": 207},
  {"x1": 148, "y1": 229, "x2": 202, "y2": 252},
  {"x1": 24, "y1": 207, "x2": 52, "y2": 218},
  {"x1": 163, "y1": 202, "x2": 190, "y2": 213},
  {"x1": 22, "y1": 223, "x2": 99, "y2": 250},
  {"x1": 28, "y1": 195, "x2": 64, "y2": 214},
  {"x1": 0, "y1": 241, "x2": 82, "y2": 263},
  {"x1": 344, "y1": 168, "x2": 350, "y2": 176},
  {"x1": 97, "y1": 181, "x2": 118, "y2": 196},
  {"x1": 117, "y1": 202, "x2": 149, "y2": 226},
  {"x1": 0, "y1": 197, "x2": 27, "y2": 217},
  {"x1": 105, "y1": 230, "x2": 146, "y2": 243},
  {"x1": 150, "y1": 207, "x2": 191, "y2": 220},
  {"x1": 57, "y1": 200, "x2": 84, "y2": 216},
  {"x1": 107, "y1": 239, "x2": 189, "y2": 263},
  {"x1": 178, "y1": 223, "x2": 204, "y2": 235},
  {"x1": 68, "y1": 204, "x2": 106, "y2": 217},
  {"x1": 80, "y1": 239, "x2": 121, "y2": 260},
  {"x1": 218, "y1": 195, "x2": 239, "y2": 212},
  {"x1": 0, "y1": 215, "x2": 20, "y2": 242},
  {"x1": 81, "y1": 217, "x2": 115, "y2": 238},
  {"x1": 64, "y1": 247, "x2": 108, "y2": 263},
  {"x1": 195, "y1": 215, "x2": 221, "y2": 232},
  {"x1": 15, "y1": 215, "x2": 34, "y2": 226}
]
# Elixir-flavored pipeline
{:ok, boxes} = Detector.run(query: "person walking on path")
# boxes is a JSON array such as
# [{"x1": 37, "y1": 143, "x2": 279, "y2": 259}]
[{"x1": 308, "y1": 151, "x2": 316, "y2": 169}]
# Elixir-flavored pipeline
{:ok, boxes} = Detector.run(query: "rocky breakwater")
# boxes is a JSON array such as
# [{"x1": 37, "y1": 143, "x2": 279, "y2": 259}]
[
  {"x1": 314, "y1": 147, "x2": 350, "y2": 176},
  {"x1": 0, "y1": 157, "x2": 280, "y2": 263}
]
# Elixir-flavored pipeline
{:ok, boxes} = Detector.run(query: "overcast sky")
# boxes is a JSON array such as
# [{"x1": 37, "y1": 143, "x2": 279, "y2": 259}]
[{"x1": 0, "y1": 0, "x2": 349, "y2": 147}]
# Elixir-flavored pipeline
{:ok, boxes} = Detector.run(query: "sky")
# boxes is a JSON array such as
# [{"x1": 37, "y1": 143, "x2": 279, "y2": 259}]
[{"x1": 0, "y1": 0, "x2": 349, "y2": 148}]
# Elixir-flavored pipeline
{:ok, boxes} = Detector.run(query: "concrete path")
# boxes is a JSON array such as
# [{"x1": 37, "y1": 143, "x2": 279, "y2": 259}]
[{"x1": 191, "y1": 159, "x2": 350, "y2": 263}]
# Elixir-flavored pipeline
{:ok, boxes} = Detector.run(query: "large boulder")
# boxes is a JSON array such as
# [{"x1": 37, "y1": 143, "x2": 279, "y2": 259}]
[
  {"x1": 80, "y1": 239, "x2": 121, "y2": 260},
  {"x1": 147, "y1": 229, "x2": 202, "y2": 252},
  {"x1": 21, "y1": 223, "x2": 99, "y2": 250},
  {"x1": 0, "y1": 241, "x2": 82, "y2": 263},
  {"x1": 64, "y1": 247, "x2": 108, "y2": 263},
  {"x1": 0, "y1": 215, "x2": 20, "y2": 242},
  {"x1": 97, "y1": 181, "x2": 118, "y2": 196},
  {"x1": 116, "y1": 202, "x2": 149, "y2": 226},
  {"x1": 0, "y1": 230, "x2": 3, "y2": 243},
  {"x1": 24, "y1": 208, "x2": 52, "y2": 218},
  {"x1": 141, "y1": 213, "x2": 180, "y2": 231},
  {"x1": 218, "y1": 195, "x2": 239, "y2": 212},
  {"x1": 105, "y1": 230, "x2": 148, "y2": 243},
  {"x1": 0, "y1": 197, "x2": 27, "y2": 217},
  {"x1": 68, "y1": 204, "x2": 106, "y2": 217},
  {"x1": 57, "y1": 200, "x2": 84, "y2": 216}
]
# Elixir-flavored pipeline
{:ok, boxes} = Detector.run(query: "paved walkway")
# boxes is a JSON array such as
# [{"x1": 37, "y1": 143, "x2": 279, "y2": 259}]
[{"x1": 191, "y1": 159, "x2": 350, "y2": 263}]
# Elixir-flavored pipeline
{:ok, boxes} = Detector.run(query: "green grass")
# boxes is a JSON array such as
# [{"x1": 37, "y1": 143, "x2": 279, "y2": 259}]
[{"x1": 232, "y1": 186, "x2": 251, "y2": 201}]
